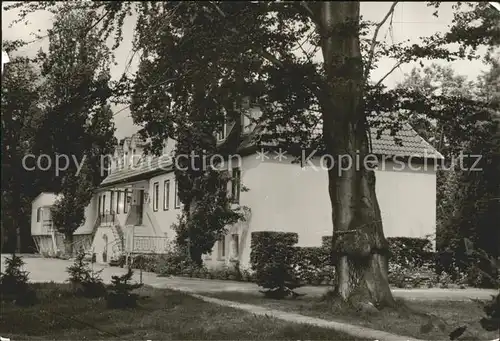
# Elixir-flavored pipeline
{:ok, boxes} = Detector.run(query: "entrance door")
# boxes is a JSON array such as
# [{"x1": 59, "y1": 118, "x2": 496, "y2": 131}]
[{"x1": 137, "y1": 190, "x2": 144, "y2": 225}]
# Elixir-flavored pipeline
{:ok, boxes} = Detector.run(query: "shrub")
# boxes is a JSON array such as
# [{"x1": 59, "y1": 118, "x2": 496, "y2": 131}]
[
  {"x1": 106, "y1": 267, "x2": 143, "y2": 309},
  {"x1": 66, "y1": 251, "x2": 106, "y2": 298},
  {"x1": 387, "y1": 237, "x2": 435, "y2": 268},
  {"x1": 131, "y1": 254, "x2": 163, "y2": 272},
  {"x1": 292, "y1": 247, "x2": 334, "y2": 285},
  {"x1": 156, "y1": 246, "x2": 200, "y2": 276},
  {"x1": 250, "y1": 232, "x2": 302, "y2": 299},
  {"x1": 109, "y1": 254, "x2": 126, "y2": 268},
  {"x1": 0, "y1": 254, "x2": 37, "y2": 306}
]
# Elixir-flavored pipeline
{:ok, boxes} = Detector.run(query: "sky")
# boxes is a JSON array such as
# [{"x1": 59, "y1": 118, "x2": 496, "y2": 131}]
[{"x1": 1, "y1": 2, "x2": 493, "y2": 139}]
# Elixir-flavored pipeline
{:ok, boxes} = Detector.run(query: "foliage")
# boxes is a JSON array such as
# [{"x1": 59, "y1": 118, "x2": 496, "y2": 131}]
[
  {"x1": 6, "y1": 1, "x2": 499, "y2": 301},
  {"x1": 171, "y1": 170, "x2": 248, "y2": 265},
  {"x1": 479, "y1": 294, "x2": 500, "y2": 334},
  {"x1": 66, "y1": 251, "x2": 106, "y2": 298},
  {"x1": 387, "y1": 237, "x2": 435, "y2": 269},
  {"x1": 396, "y1": 61, "x2": 500, "y2": 289},
  {"x1": 154, "y1": 245, "x2": 201, "y2": 276},
  {"x1": 291, "y1": 247, "x2": 335, "y2": 286},
  {"x1": 250, "y1": 232, "x2": 302, "y2": 299},
  {"x1": 106, "y1": 267, "x2": 143, "y2": 309},
  {"x1": 0, "y1": 254, "x2": 37, "y2": 306},
  {"x1": 1, "y1": 55, "x2": 43, "y2": 252},
  {"x1": 37, "y1": 7, "x2": 116, "y2": 252}
]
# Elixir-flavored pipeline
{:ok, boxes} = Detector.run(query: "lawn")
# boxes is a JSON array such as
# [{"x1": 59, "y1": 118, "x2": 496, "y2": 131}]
[
  {"x1": 0, "y1": 283, "x2": 366, "y2": 340},
  {"x1": 202, "y1": 291, "x2": 499, "y2": 341}
]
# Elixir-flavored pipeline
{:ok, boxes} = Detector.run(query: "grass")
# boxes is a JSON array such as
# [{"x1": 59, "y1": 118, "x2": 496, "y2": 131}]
[
  {"x1": 202, "y1": 291, "x2": 499, "y2": 341},
  {"x1": 0, "y1": 283, "x2": 366, "y2": 340}
]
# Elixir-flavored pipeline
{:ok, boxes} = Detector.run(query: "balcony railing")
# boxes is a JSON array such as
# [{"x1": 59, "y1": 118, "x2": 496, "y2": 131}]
[
  {"x1": 132, "y1": 236, "x2": 169, "y2": 254},
  {"x1": 42, "y1": 219, "x2": 54, "y2": 233}
]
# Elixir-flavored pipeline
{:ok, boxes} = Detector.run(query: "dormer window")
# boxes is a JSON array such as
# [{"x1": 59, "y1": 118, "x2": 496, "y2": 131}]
[{"x1": 217, "y1": 122, "x2": 227, "y2": 141}]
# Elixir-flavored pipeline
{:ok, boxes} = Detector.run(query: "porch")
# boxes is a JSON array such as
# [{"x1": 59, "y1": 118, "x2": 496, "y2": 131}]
[{"x1": 93, "y1": 181, "x2": 170, "y2": 262}]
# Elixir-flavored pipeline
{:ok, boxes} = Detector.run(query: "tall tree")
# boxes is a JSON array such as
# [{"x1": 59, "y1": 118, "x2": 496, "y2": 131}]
[
  {"x1": 396, "y1": 62, "x2": 500, "y2": 287},
  {"x1": 1, "y1": 54, "x2": 42, "y2": 252},
  {"x1": 34, "y1": 7, "x2": 116, "y2": 254},
  {"x1": 7, "y1": 1, "x2": 499, "y2": 305}
]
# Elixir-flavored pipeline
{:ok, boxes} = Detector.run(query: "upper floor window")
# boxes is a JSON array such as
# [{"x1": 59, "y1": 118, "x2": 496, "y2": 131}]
[
  {"x1": 175, "y1": 180, "x2": 181, "y2": 209},
  {"x1": 124, "y1": 189, "x2": 130, "y2": 214},
  {"x1": 153, "y1": 182, "x2": 159, "y2": 211},
  {"x1": 111, "y1": 191, "x2": 116, "y2": 214},
  {"x1": 116, "y1": 191, "x2": 121, "y2": 214},
  {"x1": 163, "y1": 180, "x2": 170, "y2": 211}
]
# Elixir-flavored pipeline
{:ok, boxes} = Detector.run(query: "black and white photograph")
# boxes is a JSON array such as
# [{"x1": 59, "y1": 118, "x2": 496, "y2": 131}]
[{"x1": 1, "y1": 1, "x2": 499, "y2": 340}]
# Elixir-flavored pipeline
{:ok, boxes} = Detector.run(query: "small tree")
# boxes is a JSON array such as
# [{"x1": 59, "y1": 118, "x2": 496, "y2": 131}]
[
  {"x1": 66, "y1": 251, "x2": 106, "y2": 298},
  {"x1": 250, "y1": 232, "x2": 302, "y2": 299},
  {"x1": 106, "y1": 267, "x2": 143, "y2": 309},
  {"x1": 0, "y1": 254, "x2": 37, "y2": 306}
]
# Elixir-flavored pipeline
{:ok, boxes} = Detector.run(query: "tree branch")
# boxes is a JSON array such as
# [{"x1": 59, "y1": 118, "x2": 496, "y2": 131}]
[
  {"x1": 374, "y1": 59, "x2": 404, "y2": 88},
  {"x1": 364, "y1": 1, "x2": 399, "y2": 80},
  {"x1": 208, "y1": 2, "x2": 284, "y2": 68}
]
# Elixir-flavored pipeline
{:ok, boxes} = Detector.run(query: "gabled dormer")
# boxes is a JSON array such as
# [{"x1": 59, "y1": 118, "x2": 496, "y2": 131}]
[{"x1": 215, "y1": 96, "x2": 262, "y2": 145}]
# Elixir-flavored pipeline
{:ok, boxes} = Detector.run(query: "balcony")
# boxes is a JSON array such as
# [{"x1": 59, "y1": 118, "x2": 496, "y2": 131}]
[
  {"x1": 41, "y1": 219, "x2": 54, "y2": 234},
  {"x1": 131, "y1": 236, "x2": 170, "y2": 254}
]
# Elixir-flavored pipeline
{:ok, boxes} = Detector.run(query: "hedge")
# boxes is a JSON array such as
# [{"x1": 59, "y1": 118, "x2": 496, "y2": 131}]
[{"x1": 387, "y1": 237, "x2": 435, "y2": 268}]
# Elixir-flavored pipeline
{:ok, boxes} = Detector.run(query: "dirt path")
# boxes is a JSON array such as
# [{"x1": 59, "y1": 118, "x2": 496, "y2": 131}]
[{"x1": 3, "y1": 255, "x2": 498, "y2": 301}]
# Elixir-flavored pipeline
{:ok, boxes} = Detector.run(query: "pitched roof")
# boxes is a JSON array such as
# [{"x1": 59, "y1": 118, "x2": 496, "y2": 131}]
[
  {"x1": 313, "y1": 115, "x2": 444, "y2": 159},
  {"x1": 100, "y1": 114, "x2": 443, "y2": 187}
]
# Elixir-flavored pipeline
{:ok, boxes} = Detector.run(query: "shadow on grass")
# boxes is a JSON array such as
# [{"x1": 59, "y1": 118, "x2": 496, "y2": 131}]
[
  {"x1": 202, "y1": 290, "x2": 498, "y2": 341},
  {"x1": 0, "y1": 282, "x2": 367, "y2": 340}
]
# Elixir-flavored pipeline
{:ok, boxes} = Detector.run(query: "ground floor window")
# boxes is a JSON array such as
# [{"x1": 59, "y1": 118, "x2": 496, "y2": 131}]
[{"x1": 218, "y1": 235, "x2": 225, "y2": 259}]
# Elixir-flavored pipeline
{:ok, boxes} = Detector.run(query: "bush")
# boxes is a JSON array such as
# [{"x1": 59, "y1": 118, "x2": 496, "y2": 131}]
[
  {"x1": 106, "y1": 267, "x2": 143, "y2": 309},
  {"x1": 66, "y1": 251, "x2": 106, "y2": 298},
  {"x1": 292, "y1": 247, "x2": 335, "y2": 285},
  {"x1": 156, "y1": 246, "x2": 200, "y2": 276},
  {"x1": 250, "y1": 232, "x2": 302, "y2": 299},
  {"x1": 0, "y1": 254, "x2": 37, "y2": 306},
  {"x1": 109, "y1": 254, "x2": 126, "y2": 267},
  {"x1": 387, "y1": 237, "x2": 435, "y2": 268}
]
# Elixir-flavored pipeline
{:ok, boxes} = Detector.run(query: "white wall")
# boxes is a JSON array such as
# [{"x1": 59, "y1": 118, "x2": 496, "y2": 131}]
[
  {"x1": 147, "y1": 172, "x2": 182, "y2": 239},
  {"x1": 225, "y1": 156, "x2": 437, "y2": 268},
  {"x1": 31, "y1": 192, "x2": 59, "y2": 236},
  {"x1": 74, "y1": 195, "x2": 98, "y2": 235}
]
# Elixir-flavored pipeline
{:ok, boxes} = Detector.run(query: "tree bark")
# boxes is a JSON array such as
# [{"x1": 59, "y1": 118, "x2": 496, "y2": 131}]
[
  {"x1": 319, "y1": 1, "x2": 395, "y2": 307},
  {"x1": 64, "y1": 233, "x2": 74, "y2": 257}
]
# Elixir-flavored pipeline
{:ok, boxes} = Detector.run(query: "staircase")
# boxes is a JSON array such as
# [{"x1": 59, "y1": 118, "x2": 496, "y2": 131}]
[{"x1": 110, "y1": 216, "x2": 125, "y2": 262}]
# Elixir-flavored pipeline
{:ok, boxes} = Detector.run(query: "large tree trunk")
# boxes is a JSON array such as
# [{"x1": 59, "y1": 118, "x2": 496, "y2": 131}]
[{"x1": 319, "y1": 2, "x2": 395, "y2": 307}]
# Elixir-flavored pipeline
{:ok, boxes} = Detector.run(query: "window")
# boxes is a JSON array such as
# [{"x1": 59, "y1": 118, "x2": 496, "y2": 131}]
[
  {"x1": 216, "y1": 120, "x2": 227, "y2": 141},
  {"x1": 110, "y1": 191, "x2": 114, "y2": 214},
  {"x1": 116, "y1": 191, "x2": 121, "y2": 214},
  {"x1": 98, "y1": 195, "x2": 102, "y2": 215},
  {"x1": 163, "y1": 180, "x2": 170, "y2": 210},
  {"x1": 231, "y1": 167, "x2": 241, "y2": 204},
  {"x1": 153, "y1": 182, "x2": 159, "y2": 211},
  {"x1": 36, "y1": 207, "x2": 41, "y2": 222},
  {"x1": 218, "y1": 235, "x2": 225, "y2": 259},
  {"x1": 175, "y1": 180, "x2": 181, "y2": 209},
  {"x1": 231, "y1": 234, "x2": 239, "y2": 258},
  {"x1": 124, "y1": 189, "x2": 129, "y2": 214},
  {"x1": 102, "y1": 195, "x2": 106, "y2": 215}
]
